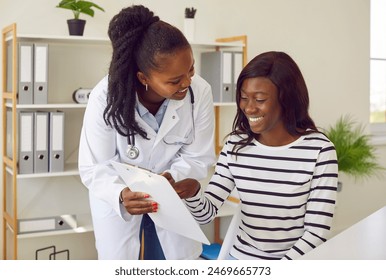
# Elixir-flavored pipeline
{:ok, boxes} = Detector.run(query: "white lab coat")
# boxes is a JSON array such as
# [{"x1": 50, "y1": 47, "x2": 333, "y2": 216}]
[{"x1": 78, "y1": 74, "x2": 216, "y2": 260}]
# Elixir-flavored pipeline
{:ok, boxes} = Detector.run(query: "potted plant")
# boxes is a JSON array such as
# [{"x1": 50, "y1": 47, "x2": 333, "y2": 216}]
[
  {"x1": 324, "y1": 115, "x2": 384, "y2": 191},
  {"x1": 56, "y1": 0, "x2": 105, "y2": 36}
]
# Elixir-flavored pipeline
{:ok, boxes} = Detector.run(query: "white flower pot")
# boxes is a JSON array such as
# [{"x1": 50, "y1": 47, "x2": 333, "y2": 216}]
[{"x1": 184, "y1": 18, "x2": 195, "y2": 42}]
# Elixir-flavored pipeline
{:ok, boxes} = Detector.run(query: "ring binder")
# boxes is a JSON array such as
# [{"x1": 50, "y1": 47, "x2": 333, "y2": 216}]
[
  {"x1": 18, "y1": 43, "x2": 34, "y2": 104},
  {"x1": 18, "y1": 214, "x2": 77, "y2": 234},
  {"x1": 33, "y1": 43, "x2": 48, "y2": 104},
  {"x1": 49, "y1": 111, "x2": 65, "y2": 172},
  {"x1": 18, "y1": 111, "x2": 34, "y2": 174},
  {"x1": 34, "y1": 111, "x2": 49, "y2": 173}
]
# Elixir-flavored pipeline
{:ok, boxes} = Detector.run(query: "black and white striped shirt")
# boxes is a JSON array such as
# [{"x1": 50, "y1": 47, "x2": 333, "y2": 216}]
[{"x1": 185, "y1": 132, "x2": 338, "y2": 260}]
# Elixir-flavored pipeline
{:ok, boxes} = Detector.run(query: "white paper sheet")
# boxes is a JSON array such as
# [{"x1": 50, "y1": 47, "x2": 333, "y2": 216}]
[{"x1": 111, "y1": 161, "x2": 210, "y2": 245}]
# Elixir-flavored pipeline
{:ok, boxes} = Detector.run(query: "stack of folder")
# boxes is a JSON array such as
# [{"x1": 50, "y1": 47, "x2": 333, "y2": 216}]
[
  {"x1": 17, "y1": 43, "x2": 48, "y2": 104},
  {"x1": 18, "y1": 111, "x2": 65, "y2": 174}
]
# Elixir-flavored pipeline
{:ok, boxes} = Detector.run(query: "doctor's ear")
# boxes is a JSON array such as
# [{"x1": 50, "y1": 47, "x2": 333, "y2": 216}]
[{"x1": 136, "y1": 72, "x2": 148, "y2": 87}]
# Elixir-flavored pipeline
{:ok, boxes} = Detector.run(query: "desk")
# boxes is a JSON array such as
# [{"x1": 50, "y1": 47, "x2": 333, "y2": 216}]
[{"x1": 300, "y1": 206, "x2": 386, "y2": 259}]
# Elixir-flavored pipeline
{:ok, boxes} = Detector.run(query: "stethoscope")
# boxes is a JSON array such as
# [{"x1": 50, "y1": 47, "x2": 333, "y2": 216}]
[{"x1": 126, "y1": 86, "x2": 195, "y2": 159}]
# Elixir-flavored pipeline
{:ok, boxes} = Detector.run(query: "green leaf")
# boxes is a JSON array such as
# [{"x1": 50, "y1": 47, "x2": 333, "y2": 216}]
[
  {"x1": 56, "y1": 0, "x2": 104, "y2": 19},
  {"x1": 324, "y1": 115, "x2": 385, "y2": 181}
]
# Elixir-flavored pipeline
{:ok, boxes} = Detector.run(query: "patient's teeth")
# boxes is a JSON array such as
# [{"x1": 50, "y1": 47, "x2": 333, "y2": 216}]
[{"x1": 249, "y1": 116, "x2": 262, "y2": 122}]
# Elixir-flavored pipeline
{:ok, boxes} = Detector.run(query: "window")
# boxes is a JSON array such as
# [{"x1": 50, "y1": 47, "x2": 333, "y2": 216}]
[
  {"x1": 370, "y1": 0, "x2": 386, "y2": 143},
  {"x1": 370, "y1": 0, "x2": 386, "y2": 124}
]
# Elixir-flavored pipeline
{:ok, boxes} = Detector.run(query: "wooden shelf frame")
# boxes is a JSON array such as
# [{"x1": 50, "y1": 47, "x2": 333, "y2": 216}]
[
  {"x1": 2, "y1": 23, "x2": 18, "y2": 260},
  {"x1": 1, "y1": 24, "x2": 91, "y2": 260}
]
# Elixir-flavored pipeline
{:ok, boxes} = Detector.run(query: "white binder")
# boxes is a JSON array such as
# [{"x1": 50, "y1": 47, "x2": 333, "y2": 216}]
[
  {"x1": 18, "y1": 214, "x2": 77, "y2": 234},
  {"x1": 233, "y1": 52, "x2": 243, "y2": 89},
  {"x1": 201, "y1": 51, "x2": 243, "y2": 103},
  {"x1": 33, "y1": 43, "x2": 48, "y2": 104},
  {"x1": 49, "y1": 111, "x2": 65, "y2": 172},
  {"x1": 34, "y1": 111, "x2": 49, "y2": 173},
  {"x1": 18, "y1": 43, "x2": 34, "y2": 104},
  {"x1": 18, "y1": 111, "x2": 34, "y2": 174}
]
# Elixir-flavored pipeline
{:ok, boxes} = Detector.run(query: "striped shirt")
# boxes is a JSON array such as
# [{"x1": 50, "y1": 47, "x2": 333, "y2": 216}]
[{"x1": 185, "y1": 132, "x2": 338, "y2": 260}]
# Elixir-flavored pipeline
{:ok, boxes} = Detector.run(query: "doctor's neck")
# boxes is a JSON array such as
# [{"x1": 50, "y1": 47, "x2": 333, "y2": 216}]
[{"x1": 137, "y1": 88, "x2": 166, "y2": 115}]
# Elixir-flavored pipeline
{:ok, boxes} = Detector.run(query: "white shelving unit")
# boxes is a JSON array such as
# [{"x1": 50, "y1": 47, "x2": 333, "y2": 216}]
[
  {"x1": 1, "y1": 23, "x2": 109, "y2": 260},
  {"x1": 2, "y1": 22, "x2": 246, "y2": 259}
]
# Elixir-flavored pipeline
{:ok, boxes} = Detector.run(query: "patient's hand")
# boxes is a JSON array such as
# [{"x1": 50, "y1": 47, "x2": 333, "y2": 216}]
[{"x1": 172, "y1": 178, "x2": 200, "y2": 199}]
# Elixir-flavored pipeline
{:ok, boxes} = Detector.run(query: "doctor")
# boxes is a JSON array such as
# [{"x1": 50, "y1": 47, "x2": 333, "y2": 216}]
[{"x1": 78, "y1": 5, "x2": 216, "y2": 260}]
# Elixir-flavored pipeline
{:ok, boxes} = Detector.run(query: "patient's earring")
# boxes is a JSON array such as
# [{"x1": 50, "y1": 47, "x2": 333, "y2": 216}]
[{"x1": 145, "y1": 84, "x2": 148, "y2": 91}]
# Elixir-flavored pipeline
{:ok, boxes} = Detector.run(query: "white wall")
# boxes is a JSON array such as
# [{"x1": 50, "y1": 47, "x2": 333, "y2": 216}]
[{"x1": 1, "y1": 0, "x2": 385, "y2": 259}]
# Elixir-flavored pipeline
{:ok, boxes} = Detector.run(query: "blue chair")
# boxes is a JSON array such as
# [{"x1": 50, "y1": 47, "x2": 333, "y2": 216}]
[{"x1": 200, "y1": 243, "x2": 222, "y2": 260}]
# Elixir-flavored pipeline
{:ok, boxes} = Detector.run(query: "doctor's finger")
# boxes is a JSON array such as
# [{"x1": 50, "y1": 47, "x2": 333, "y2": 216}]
[
  {"x1": 124, "y1": 201, "x2": 157, "y2": 215},
  {"x1": 123, "y1": 189, "x2": 150, "y2": 201}
]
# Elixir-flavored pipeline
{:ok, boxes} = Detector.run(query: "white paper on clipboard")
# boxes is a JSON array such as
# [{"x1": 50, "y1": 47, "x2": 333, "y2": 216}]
[{"x1": 111, "y1": 161, "x2": 210, "y2": 245}]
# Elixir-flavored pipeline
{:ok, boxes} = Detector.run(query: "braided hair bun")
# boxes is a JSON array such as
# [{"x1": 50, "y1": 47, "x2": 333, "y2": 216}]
[{"x1": 108, "y1": 5, "x2": 160, "y2": 49}]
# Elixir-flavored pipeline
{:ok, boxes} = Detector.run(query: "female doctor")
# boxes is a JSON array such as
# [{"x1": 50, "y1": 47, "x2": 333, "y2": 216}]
[{"x1": 78, "y1": 5, "x2": 216, "y2": 260}]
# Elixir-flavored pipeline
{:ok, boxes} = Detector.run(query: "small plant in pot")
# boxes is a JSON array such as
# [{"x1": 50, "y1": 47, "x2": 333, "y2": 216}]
[
  {"x1": 56, "y1": 0, "x2": 105, "y2": 36},
  {"x1": 324, "y1": 115, "x2": 385, "y2": 191}
]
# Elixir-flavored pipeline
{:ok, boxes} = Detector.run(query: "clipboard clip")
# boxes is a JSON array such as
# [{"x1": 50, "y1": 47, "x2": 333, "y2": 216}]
[{"x1": 122, "y1": 162, "x2": 154, "y2": 177}]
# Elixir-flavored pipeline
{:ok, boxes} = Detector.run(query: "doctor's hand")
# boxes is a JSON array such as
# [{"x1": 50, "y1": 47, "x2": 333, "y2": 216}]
[
  {"x1": 120, "y1": 187, "x2": 158, "y2": 215},
  {"x1": 172, "y1": 178, "x2": 200, "y2": 199}
]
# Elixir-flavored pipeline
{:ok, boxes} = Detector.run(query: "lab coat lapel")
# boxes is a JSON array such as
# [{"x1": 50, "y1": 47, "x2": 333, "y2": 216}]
[
  {"x1": 154, "y1": 99, "x2": 184, "y2": 147},
  {"x1": 134, "y1": 110, "x2": 157, "y2": 138}
]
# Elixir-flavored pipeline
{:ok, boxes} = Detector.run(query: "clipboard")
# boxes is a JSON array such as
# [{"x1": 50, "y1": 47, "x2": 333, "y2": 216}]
[{"x1": 111, "y1": 161, "x2": 210, "y2": 245}]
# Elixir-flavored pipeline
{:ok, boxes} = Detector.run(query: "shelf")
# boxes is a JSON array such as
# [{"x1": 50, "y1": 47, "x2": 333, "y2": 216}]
[
  {"x1": 5, "y1": 163, "x2": 80, "y2": 178},
  {"x1": 5, "y1": 102, "x2": 87, "y2": 109},
  {"x1": 6, "y1": 33, "x2": 244, "y2": 48},
  {"x1": 6, "y1": 33, "x2": 110, "y2": 45},
  {"x1": 213, "y1": 102, "x2": 236, "y2": 107},
  {"x1": 190, "y1": 41, "x2": 245, "y2": 48},
  {"x1": 7, "y1": 101, "x2": 233, "y2": 109}
]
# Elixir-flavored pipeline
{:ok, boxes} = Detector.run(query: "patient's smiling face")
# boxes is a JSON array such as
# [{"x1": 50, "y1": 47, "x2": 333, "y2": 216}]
[
  {"x1": 239, "y1": 77, "x2": 298, "y2": 146},
  {"x1": 240, "y1": 77, "x2": 283, "y2": 134}
]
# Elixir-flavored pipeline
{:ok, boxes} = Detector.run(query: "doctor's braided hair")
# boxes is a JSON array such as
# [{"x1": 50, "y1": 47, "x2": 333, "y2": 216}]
[{"x1": 104, "y1": 5, "x2": 190, "y2": 139}]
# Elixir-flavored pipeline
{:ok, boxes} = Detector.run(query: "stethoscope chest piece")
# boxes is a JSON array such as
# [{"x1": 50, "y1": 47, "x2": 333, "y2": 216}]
[{"x1": 126, "y1": 144, "x2": 139, "y2": 159}]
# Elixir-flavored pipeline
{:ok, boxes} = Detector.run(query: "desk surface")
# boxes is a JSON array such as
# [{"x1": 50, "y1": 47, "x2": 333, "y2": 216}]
[{"x1": 300, "y1": 206, "x2": 386, "y2": 259}]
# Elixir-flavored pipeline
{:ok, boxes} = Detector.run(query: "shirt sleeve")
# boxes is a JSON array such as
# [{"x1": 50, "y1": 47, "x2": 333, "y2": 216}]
[
  {"x1": 283, "y1": 141, "x2": 338, "y2": 260},
  {"x1": 78, "y1": 76, "x2": 129, "y2": 220},
  {"x1": 185, "y1": 140, "x2": 236, "y2": 224}
]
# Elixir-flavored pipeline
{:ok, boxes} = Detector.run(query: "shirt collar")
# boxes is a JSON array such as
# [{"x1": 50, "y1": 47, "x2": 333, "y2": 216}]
[{"x1": 135, "y1": 92, "x2": 170, "y2": 117}]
